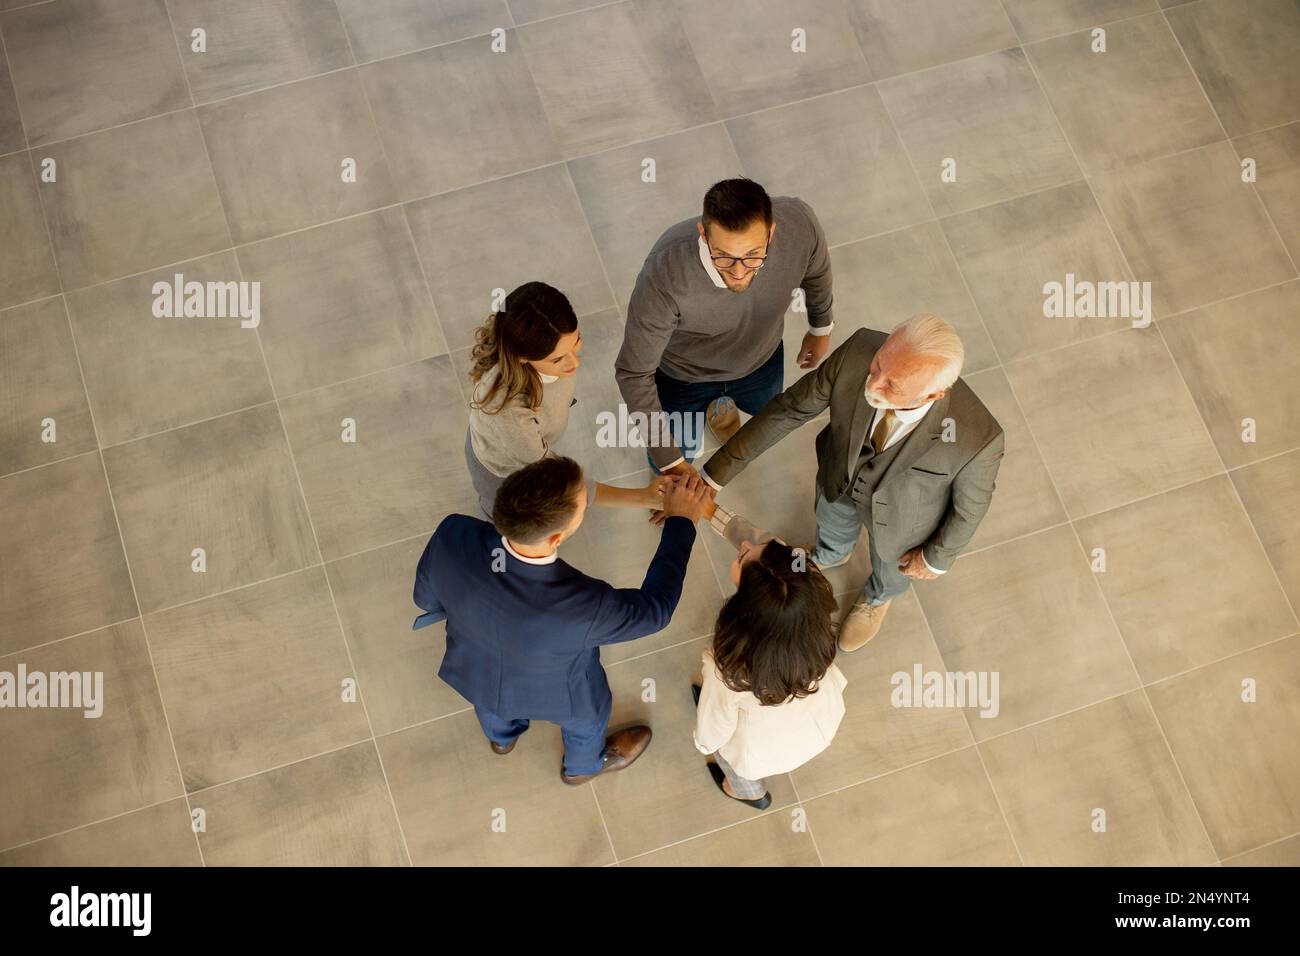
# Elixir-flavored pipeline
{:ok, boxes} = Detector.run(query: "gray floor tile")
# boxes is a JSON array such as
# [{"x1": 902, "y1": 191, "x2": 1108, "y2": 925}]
[
  {"x1": 1077, "y1": 476, "x2": 1296, "y2": 682},
  {"x1": 962, "y1": 368, "x2": 1067, "y2": 553},
  {"x1": 1230, "y1": 449, "x2": 1300, "y2": 615},
  {"x1": 169, "y1": 0, "x2": 354, "y2": 104},
  {"x1": 1165, "y1": 0, "x2": 1300, "y2": 137},
  {"x1": 673, "y1": 0, "x2": 870, "y2": 116},
  {"x1": 236, "y1": 207, "x2": 444, "y2": 397},
  {"x1": 278, "y1": 357, "x2": 478, "y2": 559},
  {"x1": 877, "y1": 48, "x2": 1081, "y2": 216},
  {"x1": 918, "y1": 525, "x2": 1140, "y2": 740},
  {"x1": 1000, "y1": 0, "x2": 1158, "y2": 42},
  {"x1": 942, "y1": 181, "x2": 1134, "y2": 361},
  {"x1": 726, "y1": 86, "x2": 932, "y2": 247},
  {"x1": 1233, "y1": 122, "x2": 1300, "y2": 264},
  {"x1": 1161, "y1": 281, "x2": 1300, "y2": 467},
  {"x1": 849, "y1": 0, "x2": 1019, "y2": 80},
  {"x1": 1147, "y1": 635, "x2": 1300, "y2": 858},
  {"x1": 405, "y1": 164, "x2": 611, "y2": 352},
  {"x1": 103, "y1": 404, "x2": 319, "y2": 613},
  {"x1": 521, "y1": 0, "x2": 717, "y2": 156},
  {"x1": 0, "y1": 0, "x2": 190, "y2": 145},
  {"x1": 65, "y1": 251, "x2": 273, "y2": 447},
  {"x1": 0, "y1": 296, "x2": 96, "y2": 475},
  {"x1": 506, "y1": 0, "x2": 610, "y2": 23},
  {"x1": 145, "y1": 567, "x2": 372, "y2": 791},
  {"x1": 326, "y1": 535, "x2": 470, "y2": 736},
  {"x1": 1092, "y1": 143, "x2": 1295, "y2": 317},
  {"x1": 199, "y1": 69, "x2": 395, "y2": 244},
  {"x1": 360, "y1": 35, "x2": 559, "y2": 198},
  {"x1": 0, "y1": 151, "x2": 59, "y2": 309},
  {"x1": 0, "y1": 799, "x2": 200, "y2": 866},
  {"x1": 0, "y1": 620, "x2": 182, "y2": 850},
  {"x1": 40, "y1": 110, "x2": 230, "y2": 290},
  {"x1": 1005, "y1": 328, "x2": 1223, "y2": 517},
  {"x1": 379, "y1": 710, "x2": 613, "y2": 865},
  {"x1": 1222, "y1": 834, "x2": 1300, "y2": 867},
  {"x1": 980, "y1": 692, "x2": 1216, "y2": 865},
  {"x1": 193, "y1": 741, "x2": 407, "y2": 865},
  {"x1": 624, "y1": 810, "x2": 821, "y2": 866},
  {"x1": 0, "y1": 49, "x2": 23, "y2": 153},
  {"x1": 1026, "y1": 13, "x2": 1224, "y2": 174},
  {"x1": 808, "y1": 747, "x2": 1021, "y2": 865},
  {"x1": 0, "y1": 453, "x2": 138, "y2": 654},
  {"x1": 336, "y1": 0, "x2": 510, "y2": 62}
]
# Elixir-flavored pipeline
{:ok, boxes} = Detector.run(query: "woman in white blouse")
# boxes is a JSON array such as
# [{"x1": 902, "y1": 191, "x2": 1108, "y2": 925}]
[
  {"x1": 692, "y1": 502, "x2": 847, "y2": 809},
  {"x1": 466, "y1": 282, "x2": 665, "y2": 520}
]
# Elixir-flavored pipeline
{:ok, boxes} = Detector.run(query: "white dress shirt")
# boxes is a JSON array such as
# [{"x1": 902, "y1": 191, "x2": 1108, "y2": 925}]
[{"x1": 500, "y1": 535, "x2": 557, "y2": 565}]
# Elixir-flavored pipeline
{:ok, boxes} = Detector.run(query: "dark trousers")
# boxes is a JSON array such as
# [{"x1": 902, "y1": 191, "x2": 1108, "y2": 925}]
[
  {"x1": 651, "y1": 341, "x2": 784, "y2": 467},
  {"x1": 473, "y1": 691, "x2": 613, "y2": 777}
]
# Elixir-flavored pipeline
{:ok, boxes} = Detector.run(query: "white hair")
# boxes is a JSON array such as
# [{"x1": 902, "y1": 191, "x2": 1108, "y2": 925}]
[{"x1": 889, "y1": 313, "x2": 964, "y2": 391}]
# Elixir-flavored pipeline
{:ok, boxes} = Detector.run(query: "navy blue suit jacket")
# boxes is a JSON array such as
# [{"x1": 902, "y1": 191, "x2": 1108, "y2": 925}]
[{"x1": 412, "y1": 513, "x2": 696, "y2": 722}]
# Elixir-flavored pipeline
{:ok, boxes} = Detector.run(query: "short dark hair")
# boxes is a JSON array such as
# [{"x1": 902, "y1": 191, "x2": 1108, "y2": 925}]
[
  {"x1": 492, "y1": 456, "x2": 585, "y2": 545},
  {"x1": 702, "y1": 178, "x2": 773, "y2": 234},
  {"x1": 711, "y1": 541, "x2": 838, "y2": 705}
]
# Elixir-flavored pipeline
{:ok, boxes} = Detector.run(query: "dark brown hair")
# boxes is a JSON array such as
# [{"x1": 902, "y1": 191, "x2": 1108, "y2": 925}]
[
  {"x1": 492, "y1": 456, "x2": 585, "y2": 545},
  {"x1": 469, "y1": 282, "x2": 578, "y2": 414},
  {"x1": 711, "y1": 541, "x2": 838, "y2": 706},
  {"x1": 702, "y1": 178, "x2": 773, "y2": 235}
]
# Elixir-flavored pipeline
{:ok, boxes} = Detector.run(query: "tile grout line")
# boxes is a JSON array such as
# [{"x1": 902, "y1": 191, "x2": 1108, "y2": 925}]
[
  {"x1": 995, "y1": 0, "x2": 1221, "y2": 862},
  {"x1": 868, "y1": 19, "x2": 1033, "y2": 867},
  {"x1": 511, "y1": 31, "x2": 629, "y2": 862},
  {"x1": 0, "y1": 13, "x2": 213, "y2": 868}
]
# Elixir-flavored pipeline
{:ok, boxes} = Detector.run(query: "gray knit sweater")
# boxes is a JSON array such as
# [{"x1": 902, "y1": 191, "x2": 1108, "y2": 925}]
[{"x1": 615, "y1": 196, "x2": 834, "y2": 468}]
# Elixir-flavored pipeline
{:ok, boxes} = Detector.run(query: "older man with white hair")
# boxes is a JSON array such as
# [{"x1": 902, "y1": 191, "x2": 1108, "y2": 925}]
[{"x1": 700, "y1": 315, "x2": 1004, "y2": 651}]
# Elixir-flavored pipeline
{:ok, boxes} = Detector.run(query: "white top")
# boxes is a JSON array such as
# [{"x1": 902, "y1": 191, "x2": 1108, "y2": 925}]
[{"x1": 693, "y1": 508, "x2": 847, "y2": 779}]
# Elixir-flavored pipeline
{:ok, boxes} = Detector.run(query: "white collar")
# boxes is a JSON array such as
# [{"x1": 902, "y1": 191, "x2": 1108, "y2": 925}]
[
  {"x1": 697, "y1": 234, "x2": 727, "y2": 289},
  {"x1": 501, "y1": 535, "x2": 558, "y2": 565},
  {"x1": 538, "y1": 371, "x2": 559, "y2": 384}
]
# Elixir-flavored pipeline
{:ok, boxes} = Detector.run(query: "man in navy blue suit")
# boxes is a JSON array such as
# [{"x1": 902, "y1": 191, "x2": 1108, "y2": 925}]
[{"x1": 413, "y1": 456, "x2": 711, "y2": 784}]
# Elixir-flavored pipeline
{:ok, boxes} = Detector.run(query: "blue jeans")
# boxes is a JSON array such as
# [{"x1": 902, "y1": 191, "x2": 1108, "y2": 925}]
[
  {"x1": 811, "y1": 485, "x2": 911, "y2": 605},
  {"x1": 473, "y1": 692, "x2": 612, "y2": 777},
  {"x1": 650, "y1": 341, "x2": 784, "y2": 470}
]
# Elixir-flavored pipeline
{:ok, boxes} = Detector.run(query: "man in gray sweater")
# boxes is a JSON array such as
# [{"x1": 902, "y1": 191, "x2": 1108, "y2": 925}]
[{"x1": 615, "y1": 178, "x2": 835, "y2": 480}]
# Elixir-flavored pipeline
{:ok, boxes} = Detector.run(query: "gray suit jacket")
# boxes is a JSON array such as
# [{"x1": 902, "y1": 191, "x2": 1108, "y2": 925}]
[{"x1": 701, "y1": 328, "x2": 1004, "y2": 572}]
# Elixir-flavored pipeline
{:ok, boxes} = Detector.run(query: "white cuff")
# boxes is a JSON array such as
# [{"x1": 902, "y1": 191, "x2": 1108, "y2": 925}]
[
  {"x1": 657, "y1": 455, "x2": 685, "y2": 472},
  {"x1": 806, "y1": 322, "x2": 834, "y2": 337},
  {"x1": 922, "y1": 552, "x2": 947, "y2": 575},
  {"x1": 708, "y1": 504, "x2": 735, "y2": 538},
  {"x1": 702, "y1": 468, "x2": 724, "y2": 492}
]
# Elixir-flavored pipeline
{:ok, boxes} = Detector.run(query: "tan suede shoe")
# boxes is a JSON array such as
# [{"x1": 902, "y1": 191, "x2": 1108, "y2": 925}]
[{"x1": 838, "y1": 599, "x2": 891, "y2": 653}]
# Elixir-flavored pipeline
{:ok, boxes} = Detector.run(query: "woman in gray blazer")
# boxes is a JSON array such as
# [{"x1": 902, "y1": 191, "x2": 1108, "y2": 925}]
[{"x1": 465, "y1": 281, "x2": 666, "y2": 520}]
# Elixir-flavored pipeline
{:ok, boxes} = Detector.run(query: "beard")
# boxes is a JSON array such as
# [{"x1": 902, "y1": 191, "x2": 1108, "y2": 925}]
[{"x1": 864, "y1": 390, "x2": 905, "y2": 410}]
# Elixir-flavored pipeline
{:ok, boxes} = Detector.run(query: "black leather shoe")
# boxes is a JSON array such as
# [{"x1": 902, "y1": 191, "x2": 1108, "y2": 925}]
[
  {"x1": 707, "y1": 761, "x2": 771, "y2": 810},
  {"x1": 561, "y1": 725, "x2": 652, "y2": 785}
]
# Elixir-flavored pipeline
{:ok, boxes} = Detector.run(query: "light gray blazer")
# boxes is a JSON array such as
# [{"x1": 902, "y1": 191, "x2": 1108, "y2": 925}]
[{"x1": 701, "y1": 328, "x2": 1004, "y2": 571}]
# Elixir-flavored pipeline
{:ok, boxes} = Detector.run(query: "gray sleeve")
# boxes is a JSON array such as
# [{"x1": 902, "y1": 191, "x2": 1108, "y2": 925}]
[
  {"x1": 616, "y1": 270, "x2": 683, "y2": 470},
  {"x1": 797, "y1": 199, "x2": 834, "y2": 330}
]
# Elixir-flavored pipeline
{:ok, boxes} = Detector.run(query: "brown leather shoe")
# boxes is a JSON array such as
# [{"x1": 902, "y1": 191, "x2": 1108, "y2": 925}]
[
  {"x1": 490, "y1": 739, "x2": 517, "y2": 755},
  {"x1": 561, "y1": 725, "x2": 652, "y2": 785},
  {"x1": 838, "y1": 599, "x2": 891, "y2": 653}
]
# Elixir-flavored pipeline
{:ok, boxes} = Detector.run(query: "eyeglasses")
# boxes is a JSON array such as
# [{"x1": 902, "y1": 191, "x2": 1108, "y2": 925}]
[{"x1": 710, "y1": 253, "x2": 767, "y2": 270}]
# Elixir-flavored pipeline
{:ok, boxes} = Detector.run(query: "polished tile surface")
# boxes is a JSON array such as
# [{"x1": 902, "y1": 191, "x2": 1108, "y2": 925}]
[{"x1": 2, "y1": 0, "x2": 1295, "y2": 867}]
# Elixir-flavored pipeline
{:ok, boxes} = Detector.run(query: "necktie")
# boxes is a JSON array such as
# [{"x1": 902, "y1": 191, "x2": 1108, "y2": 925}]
[{"x1": 870, "y1": 409, "x2": 898, "y2": 455}]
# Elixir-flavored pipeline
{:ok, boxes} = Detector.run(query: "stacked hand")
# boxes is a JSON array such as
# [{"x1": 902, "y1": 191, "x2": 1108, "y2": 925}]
[{"x1": 654, "y1": 467, "x2": 716, "y2": 525}]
